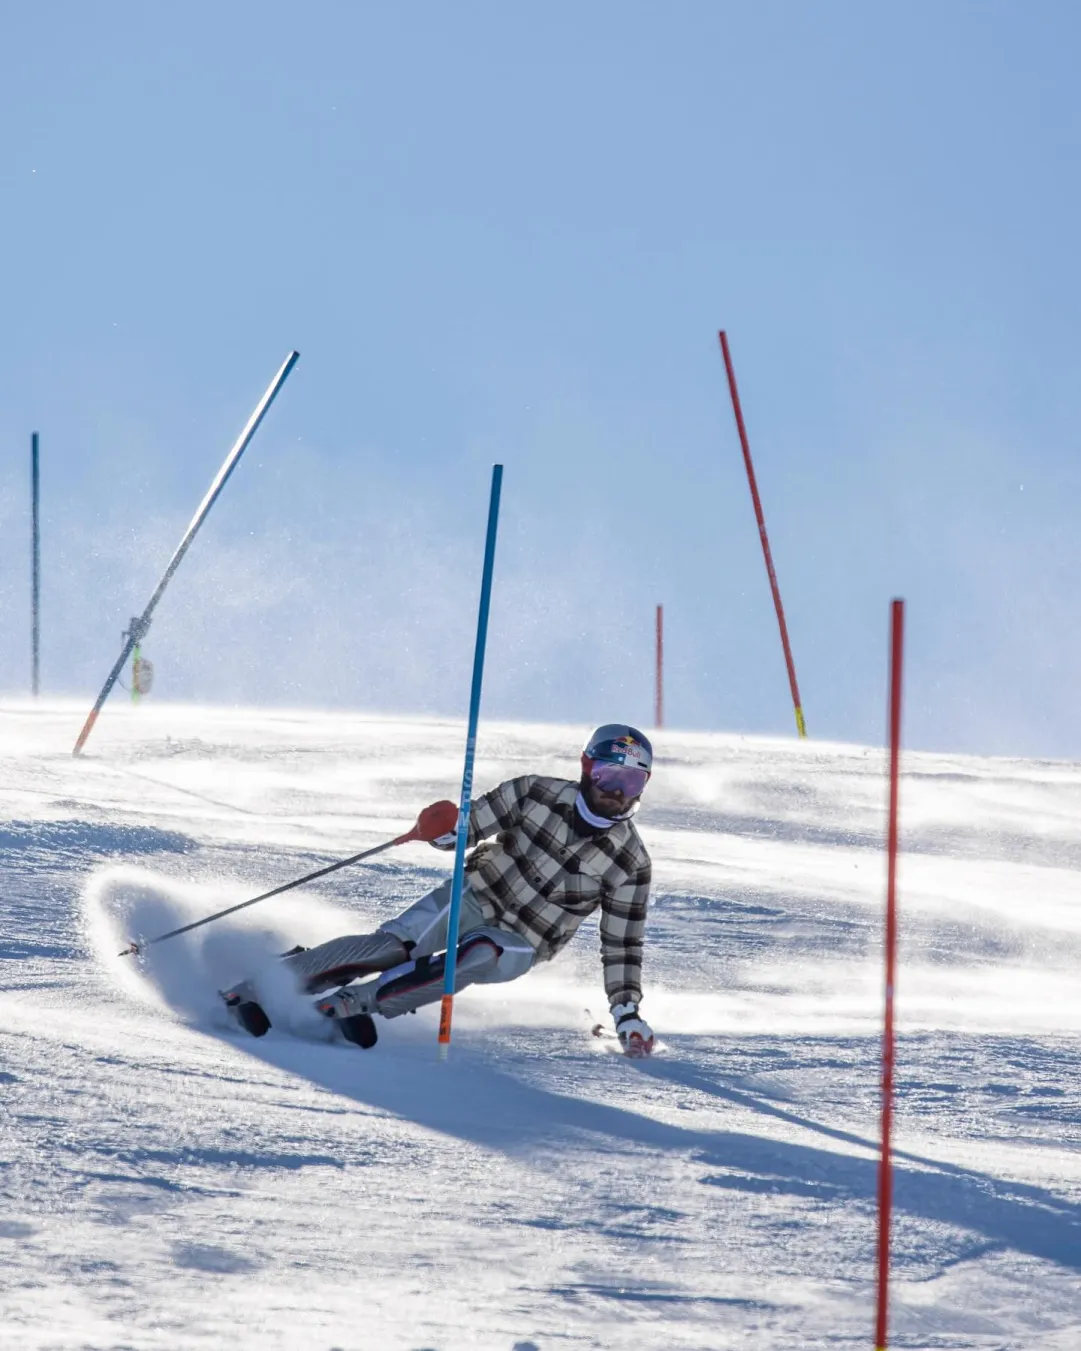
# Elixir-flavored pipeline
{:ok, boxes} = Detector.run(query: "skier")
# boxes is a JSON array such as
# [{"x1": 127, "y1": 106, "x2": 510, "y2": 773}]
[{"x1": 223, "y1": 723, "x2": 656, "y2": 1056}]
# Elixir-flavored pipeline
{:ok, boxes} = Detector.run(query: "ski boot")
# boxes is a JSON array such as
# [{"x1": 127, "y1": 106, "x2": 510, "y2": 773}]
[
  {"x1": 315, "y1": 981, "x2": 379, "y2": 1050},
  {"x1": 220, "y1": 979, "x2": 271, "y2": 1038}
]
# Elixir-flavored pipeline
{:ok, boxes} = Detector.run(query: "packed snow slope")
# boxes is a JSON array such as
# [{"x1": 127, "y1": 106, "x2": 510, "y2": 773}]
[{"x1": 1, "y1": 700, "x2": 1079, "y2": 1351}]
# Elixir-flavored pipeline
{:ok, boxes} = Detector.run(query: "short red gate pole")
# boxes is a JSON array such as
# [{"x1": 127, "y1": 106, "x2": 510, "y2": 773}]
[{"x1": 655, "y1": 604, "x2": 664, "y2": 729}]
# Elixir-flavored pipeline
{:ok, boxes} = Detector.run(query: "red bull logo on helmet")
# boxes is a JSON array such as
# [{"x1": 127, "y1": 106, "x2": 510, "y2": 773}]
[
  {"x1": 621, "y1": 746, "x2": 650, "y2": 769},
  {"x1": 607, "y1": 736, "x2": 650, "y2": 769}
]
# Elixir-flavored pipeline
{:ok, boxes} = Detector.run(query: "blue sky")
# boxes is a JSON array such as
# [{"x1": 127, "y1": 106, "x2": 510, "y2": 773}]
[{"x1": 2, "y1": 2, "x2": 1080, "y2": 758}]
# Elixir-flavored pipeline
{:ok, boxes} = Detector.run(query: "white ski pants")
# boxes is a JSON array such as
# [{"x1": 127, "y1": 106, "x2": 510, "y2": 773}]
[
  {"x1": 382, "y1": 879, "x2": 536, "y2": 981},
  {"x1": 283, "y1": 879, "x2": 536, "y2": 999}
]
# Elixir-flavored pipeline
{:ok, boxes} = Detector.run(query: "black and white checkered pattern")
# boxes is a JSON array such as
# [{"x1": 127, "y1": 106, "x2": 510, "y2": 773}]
[{"x1": 463, "y1": 776, "x2": 652, "y2": 1008}]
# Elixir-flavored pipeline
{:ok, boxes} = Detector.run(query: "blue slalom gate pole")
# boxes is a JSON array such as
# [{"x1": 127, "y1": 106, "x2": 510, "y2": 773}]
[{"x1": 438, "y1": 463, "x2": 503, "y2": 1058}]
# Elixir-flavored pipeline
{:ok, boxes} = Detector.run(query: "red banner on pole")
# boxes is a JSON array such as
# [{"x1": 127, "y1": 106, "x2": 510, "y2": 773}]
[{"x1": 875, "y1": 597, "x2": 905, "y2": 1350}]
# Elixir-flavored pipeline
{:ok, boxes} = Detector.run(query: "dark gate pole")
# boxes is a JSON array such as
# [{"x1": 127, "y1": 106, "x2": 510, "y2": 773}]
[{"x1": 31, "y1": 432, "x2": 40, "y2": 696}]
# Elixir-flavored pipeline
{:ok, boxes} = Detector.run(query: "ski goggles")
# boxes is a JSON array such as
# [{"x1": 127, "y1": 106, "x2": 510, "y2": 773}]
[{"x1": 589, "y1": 760, "x2": 650, "y2": 799}]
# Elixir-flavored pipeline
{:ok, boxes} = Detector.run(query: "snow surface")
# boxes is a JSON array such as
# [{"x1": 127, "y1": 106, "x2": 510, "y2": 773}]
[{"x1": 1, "y1": 699, "x2": 1079, "y2": 1350}]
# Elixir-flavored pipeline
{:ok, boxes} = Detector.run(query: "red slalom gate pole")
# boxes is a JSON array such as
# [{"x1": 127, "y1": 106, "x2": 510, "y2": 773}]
[
  {"x1": 717, "y1": 331, "x2": 807, "y2": 738},
  {"x1": 655, "y1": 604, "x2": 664, "y2": 728},
  {"x1": 875, "y1": 598, "x2": 905, "y2": 1350}
]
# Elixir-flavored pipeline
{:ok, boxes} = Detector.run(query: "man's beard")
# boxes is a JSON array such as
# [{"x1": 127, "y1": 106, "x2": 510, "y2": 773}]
[{"x1": 579, "y1": 774, "x2": 639, "y2": 822}]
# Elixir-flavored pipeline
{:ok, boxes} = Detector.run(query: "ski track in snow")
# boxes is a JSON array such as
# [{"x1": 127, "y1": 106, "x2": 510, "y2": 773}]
[{"x1": 1, "y1": 698, "x2": 1080, "y2": 1349}]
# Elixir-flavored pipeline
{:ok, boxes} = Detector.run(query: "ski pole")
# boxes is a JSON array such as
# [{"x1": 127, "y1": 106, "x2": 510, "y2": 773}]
[
  {"x1": 118, "y1": 823, "x2": 423, "y2": 957},
  {"x1": 438, "y1": 463, "x2": 503, "y2": 1058}
]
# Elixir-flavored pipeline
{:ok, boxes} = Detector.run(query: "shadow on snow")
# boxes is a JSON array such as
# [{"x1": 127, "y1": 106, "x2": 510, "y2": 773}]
[{"x1": 225, "y1": 1026, "x2": 1081, "y2": 1275}]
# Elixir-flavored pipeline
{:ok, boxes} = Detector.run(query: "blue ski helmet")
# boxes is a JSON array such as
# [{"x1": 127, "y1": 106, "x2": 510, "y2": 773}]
[{"x1": 583, "y1": 724, "x2": 653, "y2": 772}]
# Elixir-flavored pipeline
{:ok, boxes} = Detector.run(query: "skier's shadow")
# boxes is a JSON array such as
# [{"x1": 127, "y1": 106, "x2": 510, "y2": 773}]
[{"x1": 236, "y1": 1027, "x2": 1081, "y2": 1274}]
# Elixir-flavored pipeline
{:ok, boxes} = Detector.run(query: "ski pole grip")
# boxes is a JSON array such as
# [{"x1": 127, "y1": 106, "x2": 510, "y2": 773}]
[{"x1": 414, "y1": 800, "x2": 460, "y2": 842}]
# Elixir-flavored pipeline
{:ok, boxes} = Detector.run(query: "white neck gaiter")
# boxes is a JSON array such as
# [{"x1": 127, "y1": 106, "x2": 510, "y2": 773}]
[{"x1": 575, "y1": 790, "x2": 633, "y2": 828}]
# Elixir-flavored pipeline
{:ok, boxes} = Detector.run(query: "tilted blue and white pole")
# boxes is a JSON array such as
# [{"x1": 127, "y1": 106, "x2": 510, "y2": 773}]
[
  {"x1": 438, "y1": 463, "x2": 503, "y2": 1058},
  {"x1": 72, "y1": 351, "x2": 299, "y2": 756}
]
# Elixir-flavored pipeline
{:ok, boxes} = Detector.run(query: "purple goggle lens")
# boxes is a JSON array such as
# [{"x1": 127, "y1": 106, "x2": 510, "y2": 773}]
[{"x1": 590, "y1": 761, "x2": 649, "y2": 798}]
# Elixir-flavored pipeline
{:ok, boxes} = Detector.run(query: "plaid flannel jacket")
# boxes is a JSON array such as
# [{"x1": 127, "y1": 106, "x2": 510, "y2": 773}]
[{"x1": 461, "y1": 775, "x2": 652, "y2": 1008}]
